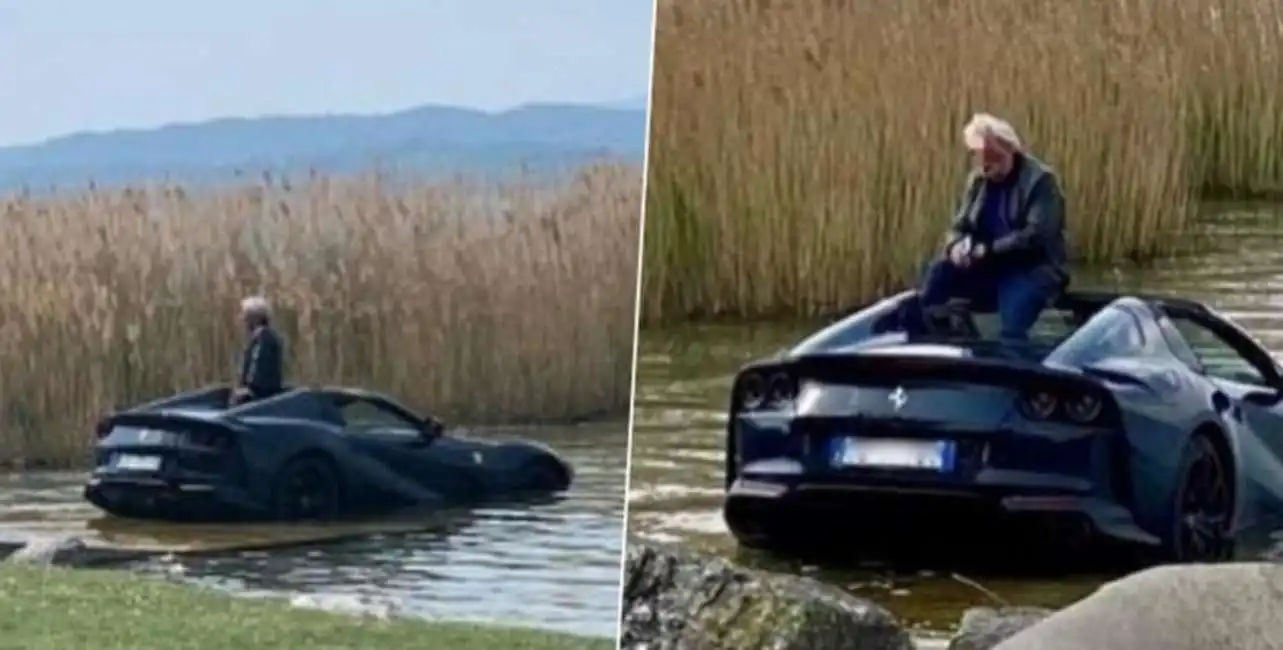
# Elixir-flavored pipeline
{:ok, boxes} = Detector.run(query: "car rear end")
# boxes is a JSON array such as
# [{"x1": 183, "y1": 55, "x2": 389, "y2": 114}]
[
  {"x1": 723, "y1": 350, "x2": 1150, "y2": 556},
  {"x1": 85, "y1": 411, "x2": 256, "y2": 521}
]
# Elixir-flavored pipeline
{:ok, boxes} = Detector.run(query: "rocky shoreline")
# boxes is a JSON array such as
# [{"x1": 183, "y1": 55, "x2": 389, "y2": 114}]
[{"x1": 620, "y1": 540, "x2": 1283, "y2": 650}]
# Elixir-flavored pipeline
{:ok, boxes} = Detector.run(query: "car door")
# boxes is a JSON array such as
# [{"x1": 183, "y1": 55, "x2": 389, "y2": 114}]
[
  {"x1": 333, "y1": 396, "x2": 484, "y2": 500},
  {"x1": 1163, "y1": 310, "x2": 1283, "y2": 456}
]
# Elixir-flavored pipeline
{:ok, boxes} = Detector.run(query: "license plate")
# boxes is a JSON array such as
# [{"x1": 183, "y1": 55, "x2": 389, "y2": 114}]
[
  {"x1": 831, "y1": 437, "x2": 954, "y2": 471},
  {"x1": 115, "y1": 454, "x2": 162, "y2": 471}
]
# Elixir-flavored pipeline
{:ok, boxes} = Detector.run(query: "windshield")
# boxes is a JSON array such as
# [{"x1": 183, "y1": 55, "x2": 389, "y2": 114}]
[{"x1": 1044, "y1": 302, "x2": 1149, "y2": 367}]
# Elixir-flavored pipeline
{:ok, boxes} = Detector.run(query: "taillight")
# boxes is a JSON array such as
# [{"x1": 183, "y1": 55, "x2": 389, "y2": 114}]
[
  {"x1": 1020, "y1": 392, "x2": 1058, "y2": 420},
  {"x1": 1063, "y1": 394, "x2": 1103, "y2": 424},
  {"x1": 765, "y1": 373, "x2": 797, "y2": 408},
  {"x1": 739, "y1": 373, "x2": 766, "y2": 410},
  {"x1": 735, "y1": 370, "x2": 797, "y2": 412},
  {"x1": 94, "y1": 420, "x2": 112, "y2": 439},
  {"x1": 1018, "y1": 389, "x2": 1108, "y2": 425}
]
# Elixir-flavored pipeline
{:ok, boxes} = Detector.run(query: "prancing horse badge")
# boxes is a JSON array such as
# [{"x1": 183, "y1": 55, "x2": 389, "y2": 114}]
[{"x1": 888, "y1": 386, "x2": 908, "y2": 412}]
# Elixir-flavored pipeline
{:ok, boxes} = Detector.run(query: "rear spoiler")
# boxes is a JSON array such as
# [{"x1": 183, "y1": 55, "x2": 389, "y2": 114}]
[{"x1": 786, "y1": 352, "x2": 1105, "y2": 395}]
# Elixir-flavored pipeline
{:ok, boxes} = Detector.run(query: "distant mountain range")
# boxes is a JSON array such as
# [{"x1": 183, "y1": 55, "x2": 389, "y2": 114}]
[{"x1": 0, "y1": 98, "x2": 649, "y2": 191}]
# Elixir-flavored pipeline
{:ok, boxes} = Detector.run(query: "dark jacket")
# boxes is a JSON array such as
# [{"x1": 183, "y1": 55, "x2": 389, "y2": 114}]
[
  {"x1": 239, "y1": 325, "x2": 284, "y2": 399},
  {"x1": 946, "y1": 153, "x2": 1069, "y2": 284}
]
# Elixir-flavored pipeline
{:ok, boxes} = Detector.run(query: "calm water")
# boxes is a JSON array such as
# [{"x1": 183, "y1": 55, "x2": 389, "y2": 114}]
[
  {"x1": 627, "y1": 208, "x2": 1283, "y2": 639},
  {"x1": 0, "y1": 425, "x2": 626, "y2": 639}
]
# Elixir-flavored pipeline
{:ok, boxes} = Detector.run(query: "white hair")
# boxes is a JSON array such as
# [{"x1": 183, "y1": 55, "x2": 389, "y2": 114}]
[
  {"x1": 962, "y1": 113, "x2": 1023, "y2": 151},
  {"x1": 240, "y1": 295, "x2": 272, "y2": 319}
]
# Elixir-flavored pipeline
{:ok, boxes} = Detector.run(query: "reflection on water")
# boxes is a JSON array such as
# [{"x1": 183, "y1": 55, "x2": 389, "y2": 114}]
[
  {"x1": 628, "y1": 208, "x2": 1283, "y2": 638},
  {"x1": 0, "y1": 425, "x2": 627, "y2": 639}
]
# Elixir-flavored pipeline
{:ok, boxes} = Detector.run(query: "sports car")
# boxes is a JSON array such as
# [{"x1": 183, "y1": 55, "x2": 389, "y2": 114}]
[
  {"x1": 84, "y1": 384, "x2": 574, "y2": 522},
  {"x1": 723, "y1": 289, "x2": 1283, "y2": 563}
]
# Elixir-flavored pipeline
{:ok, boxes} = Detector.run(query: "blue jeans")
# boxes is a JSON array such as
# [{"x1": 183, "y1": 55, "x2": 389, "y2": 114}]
[{"x1": 918, "y1": 260, "x2": 1057, "y2": 340}]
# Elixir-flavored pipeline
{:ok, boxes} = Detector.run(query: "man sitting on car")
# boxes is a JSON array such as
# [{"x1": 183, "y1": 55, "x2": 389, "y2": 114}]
[
  {"x1": 916, "y1": 113, "x2": 1070, "y2": 340},
  {"x1": 231, "y1": 295, "x2": 285, "y2": 406}
]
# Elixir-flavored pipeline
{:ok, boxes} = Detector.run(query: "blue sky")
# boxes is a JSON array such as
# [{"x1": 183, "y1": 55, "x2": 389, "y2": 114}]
[{"x1": 0, "y1": 0, "x2": 654, "y2": 145}]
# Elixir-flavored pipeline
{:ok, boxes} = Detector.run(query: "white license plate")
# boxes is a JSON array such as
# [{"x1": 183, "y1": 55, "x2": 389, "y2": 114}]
[
  {"x1": 115, "y1": 454, "x2": 162, "y2": 471},
  {"x1": 832, "y1": 438, "x2": 953, "y2": 471}
]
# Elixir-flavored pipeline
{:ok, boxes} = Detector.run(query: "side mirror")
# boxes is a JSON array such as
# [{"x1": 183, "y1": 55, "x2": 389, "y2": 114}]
[{"x1": 421, "y1": 416, "x2": 445, "y2": 438}]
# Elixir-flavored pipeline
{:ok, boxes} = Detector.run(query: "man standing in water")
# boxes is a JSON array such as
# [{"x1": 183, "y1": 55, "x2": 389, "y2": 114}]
[
  {"x1": 231, "y1": 295, "x2": 285, "y2": 406},
  {"x1": 917, "y1": 113, "x2": 1069, "y2": 340}
]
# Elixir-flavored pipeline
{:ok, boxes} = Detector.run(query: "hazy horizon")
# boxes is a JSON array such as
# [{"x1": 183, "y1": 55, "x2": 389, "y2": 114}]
[{"x1": 0, "y1": 0, "x2": 655, "y2": 146}]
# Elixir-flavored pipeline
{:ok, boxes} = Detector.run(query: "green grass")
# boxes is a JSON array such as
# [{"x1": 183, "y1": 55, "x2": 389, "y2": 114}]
[{"x1": 0, "y1": 564, "x2": 611, "y2": 650}]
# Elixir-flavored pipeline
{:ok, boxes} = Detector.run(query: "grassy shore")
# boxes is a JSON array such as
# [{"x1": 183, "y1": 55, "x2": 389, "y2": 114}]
[
  {"x1": 0, "y1": 563, "x2": 609, "y2": 650},
  {"x1": 0, "y1": 163, "x2": 641, "y2": 468},
  {"x1": 641, "y1": 0, "x2": 1283, "y2": 324}
]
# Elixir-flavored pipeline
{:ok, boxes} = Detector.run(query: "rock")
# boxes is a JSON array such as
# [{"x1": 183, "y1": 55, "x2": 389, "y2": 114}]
[
  {"x1": 3, "y1": 536, "x2": 89, "y2": 567},
  {"x1": 948, "y1": 607, "x2": 1052, "y2": 650},
  {"x1": 620, "y1": 540, "x2": 914, "y2": 650},
  {"x1": 994, "y1": 563, "x2": 1283, "y2": 650}
]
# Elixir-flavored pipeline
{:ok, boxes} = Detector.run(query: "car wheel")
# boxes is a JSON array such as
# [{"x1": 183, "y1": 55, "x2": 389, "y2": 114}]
[
  {"x1": 1166, "y1": 432, "x2": 1235, "y2": 562},
  {"x1": 271, "y1": 455, "x2": 342, "y2": 521}
]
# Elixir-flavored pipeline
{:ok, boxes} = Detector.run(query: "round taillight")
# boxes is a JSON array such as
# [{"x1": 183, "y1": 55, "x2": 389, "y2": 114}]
[
  {"x1": 766, "y1": 373, "x2": 796, "y2": 407},
  {"x1": 1064, "y1": 394, "x2": 1103, "y2": 424},
  {"x1": 1021, "y1": 392, "x2": 1058, "y2": 420},
  {"x1": 739, "y1": 373, "x2": 766, "y2": 410}
]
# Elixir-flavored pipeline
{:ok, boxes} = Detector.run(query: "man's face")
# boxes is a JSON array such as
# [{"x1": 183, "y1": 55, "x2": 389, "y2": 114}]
[{"x1": 970, "y1": 138, "x2": 1014, "y2": 181}]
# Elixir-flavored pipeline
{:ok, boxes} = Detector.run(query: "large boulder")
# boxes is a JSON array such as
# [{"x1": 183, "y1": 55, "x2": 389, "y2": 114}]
[
  {"x1": 3, "y1": 536, "x2": 90, "y2": 567},
  {"x1": 948, "y1": 607, "x2": 1052, "y2": 650},
  {"x1": 994, "y1": 563, "x2": 1283, "y2": 650},
  {"x1": 620, "y1": 540, "x2": 914, "y2": 650}
]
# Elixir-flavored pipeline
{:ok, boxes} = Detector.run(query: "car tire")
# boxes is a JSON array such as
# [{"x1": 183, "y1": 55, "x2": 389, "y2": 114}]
[
  {"x1": 1164, "y1": 431, "x2": 1235, "y2": 562},
  {"x1": 271, "y1": 454, "x2": 343, "y2": 521}
]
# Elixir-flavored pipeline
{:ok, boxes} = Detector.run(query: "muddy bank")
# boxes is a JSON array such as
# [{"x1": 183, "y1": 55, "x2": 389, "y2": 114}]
[{"x1": 621, "y1": 541, "x2": 1283, "y2": 650}]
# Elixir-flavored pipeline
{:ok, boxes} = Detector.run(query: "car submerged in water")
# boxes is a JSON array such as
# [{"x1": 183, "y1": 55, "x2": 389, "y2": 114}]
[
  {"x1": 723, "y1": 289, "x2": 1283, "y2": 564},
  {"x1": 84, "y1": 384, "x2": 574, "y2": 522}
]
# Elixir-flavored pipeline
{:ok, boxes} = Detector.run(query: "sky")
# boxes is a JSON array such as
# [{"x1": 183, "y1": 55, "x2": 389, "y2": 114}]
[{"x1": 0, "y1": 0, "x2": 655, "y2": 145}]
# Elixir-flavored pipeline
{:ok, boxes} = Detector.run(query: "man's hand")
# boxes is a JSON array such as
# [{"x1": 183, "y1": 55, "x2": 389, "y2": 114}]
[
  {"x1": 971, "y1": 242, "x2": 987, "y2": 261},
  {"x1": 948, "y1": 237, "x2": 972, "y2": 267},
  {"x1": 230, "y1": 386, "x2": 251, "y2": 406}
]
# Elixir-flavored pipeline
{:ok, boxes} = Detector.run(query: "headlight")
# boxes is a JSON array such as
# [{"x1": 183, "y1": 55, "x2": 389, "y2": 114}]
[{"x1": 1064, "y1": 394, "x2": 1103, "y2": 424}]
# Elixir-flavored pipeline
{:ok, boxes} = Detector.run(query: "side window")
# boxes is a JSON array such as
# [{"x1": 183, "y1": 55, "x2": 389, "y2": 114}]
[
  {"x1": 1155, "y1": 316, "x2": 1204, "y2": 372},
  {"x1": 1168, "y1": 317, "x2": 1267, "y2": 387},
  {"x1": 338, "y1": 399, "x2": 421, "y2": 438}
]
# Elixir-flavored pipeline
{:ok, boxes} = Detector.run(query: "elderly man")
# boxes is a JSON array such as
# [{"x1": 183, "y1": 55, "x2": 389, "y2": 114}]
[
  {"x1": 917, "y1": 113, "x2": 1069, "y2": 340},
  {"x1": 231, "y1": 295, "x2": 285, "y2": 406}
]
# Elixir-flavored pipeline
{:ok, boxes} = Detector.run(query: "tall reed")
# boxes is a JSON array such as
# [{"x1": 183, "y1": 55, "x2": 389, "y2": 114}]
[
  {"x1": 642, "y1": 0, "x2": 1283, "y2": 324},
  {"x1": 0, "y1": 163, "x2": 641, "y2": 468}
]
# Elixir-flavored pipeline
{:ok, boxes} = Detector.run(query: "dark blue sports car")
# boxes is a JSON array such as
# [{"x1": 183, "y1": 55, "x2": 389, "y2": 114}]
[
  {"x1": 84, "y1": 384, "x2": 574, "y2": 522},
  {"x1": 723, "y1": 290, "x2": 1283, "y2": 563}
]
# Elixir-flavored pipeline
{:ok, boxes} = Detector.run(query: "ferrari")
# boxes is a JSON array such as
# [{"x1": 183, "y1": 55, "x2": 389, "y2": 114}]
[
  {"x1": 84, "y1": 384, "x2": 574, "y2": 522},
  {"x1": 723, "y1": 289, "x2": 1283, "y2": 563}
]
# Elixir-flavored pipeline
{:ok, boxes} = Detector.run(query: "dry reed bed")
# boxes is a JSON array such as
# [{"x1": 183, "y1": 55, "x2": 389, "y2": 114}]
[
  {"x1": 0, "y1": 163, "x2": 642, "y2": 468},
  {"x1": 642, "y1": 0, "x2": 1283, "y2": 324}
]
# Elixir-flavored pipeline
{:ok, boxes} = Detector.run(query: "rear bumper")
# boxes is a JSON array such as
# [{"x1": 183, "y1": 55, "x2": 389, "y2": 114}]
[
  {"x1": 84, "y1": 472, "x2": 266, "y2": 522},
  {"x1": 725, "y1": 473, "x2": 1159, "y2": 547}
]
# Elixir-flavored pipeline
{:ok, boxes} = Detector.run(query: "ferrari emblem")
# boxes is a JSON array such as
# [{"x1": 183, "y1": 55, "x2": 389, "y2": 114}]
[
  {"x1": 473, "y1": 452, "x2": 484, "y2": 465},
  {"x1": 888, "y1": 387, "x2": 908, "y2": 412}
]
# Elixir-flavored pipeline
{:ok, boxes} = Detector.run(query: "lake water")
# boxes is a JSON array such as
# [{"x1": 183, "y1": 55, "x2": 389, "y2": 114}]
[
  {"x1": 0, "y1": 425, "x2": 627, "y2": 639},
  {"x1": 627, "y1": 207, "x2": 1283, "y2": 641}
]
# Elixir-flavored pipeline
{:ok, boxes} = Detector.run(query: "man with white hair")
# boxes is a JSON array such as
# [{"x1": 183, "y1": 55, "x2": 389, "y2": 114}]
[
  {"x1": 916, "y1": 113, "x2": 1069, "y2": 340},
  {"x1": 231, "y1": 295, "x2": 285, "y2": 406}
]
